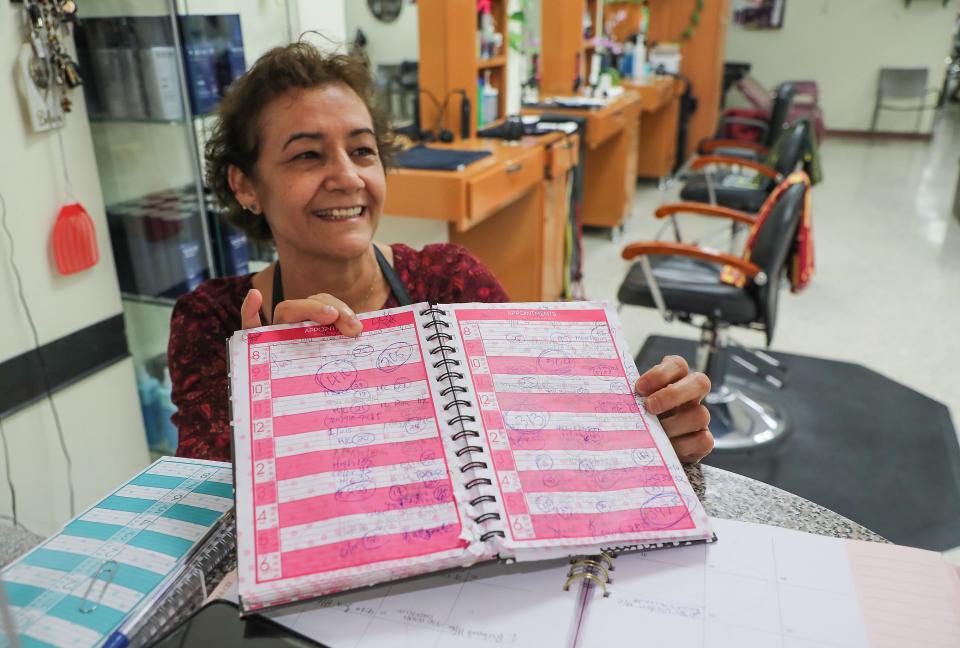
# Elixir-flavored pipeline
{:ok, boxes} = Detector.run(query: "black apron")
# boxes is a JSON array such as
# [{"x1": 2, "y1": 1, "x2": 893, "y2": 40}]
[{"x1": 269, "y1": 246, "x2": 412, "y2": 320}]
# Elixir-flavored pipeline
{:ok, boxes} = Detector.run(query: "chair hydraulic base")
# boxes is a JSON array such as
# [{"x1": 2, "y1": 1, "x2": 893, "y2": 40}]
[{"x1": 705, "y1": 375, "x2": 790, "y2": 451}]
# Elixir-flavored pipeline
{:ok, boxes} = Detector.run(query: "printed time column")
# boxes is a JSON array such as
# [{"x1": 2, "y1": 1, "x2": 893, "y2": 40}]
[
  {"x1": 250, "y1": 341, "x2": 281, "y2": 581},
  {"x1": 461, "y1": 321, "x2": 535, "y2": 540}
]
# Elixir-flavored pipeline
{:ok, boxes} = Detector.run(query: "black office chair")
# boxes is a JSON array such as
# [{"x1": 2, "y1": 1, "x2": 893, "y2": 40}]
[
  {"x1": 679, "y1": 119, "x2": 810, "y2": 214},
  {"x1": 618, "y1": 178, "x2": 809, "y2": 450},
  {"x1": 700, "y1": 82, "x2": 796, "y2": 161}
]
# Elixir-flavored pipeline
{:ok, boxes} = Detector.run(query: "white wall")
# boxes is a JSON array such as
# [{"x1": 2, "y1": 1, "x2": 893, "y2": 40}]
[
  {"x1": 0, "y1": 0, "x2": 349, "y2": 536},
  {"x1": 344, "y1": 0, "x2": 419, "y2": 71},
  {"x1": 0, "y1": 5, "x2": 150, "y2": 534},
  {"x1": 725, "y1": 0, "x2": 958, "y2": 133},
  {"x1": 296, "y1": 0, "x2": 348, "y2": 46}
]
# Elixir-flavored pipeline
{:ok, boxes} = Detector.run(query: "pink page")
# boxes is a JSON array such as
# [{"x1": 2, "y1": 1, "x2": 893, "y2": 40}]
[
  {"x1": 449, "y1": 303, "x2": 711, "y2": 551},
  {"x1": 233, "y1": 308, "x2": 470, "y2": 610}
]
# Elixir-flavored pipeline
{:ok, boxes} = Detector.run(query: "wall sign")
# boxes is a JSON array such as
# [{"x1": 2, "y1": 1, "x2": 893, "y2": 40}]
[{"x1": 731, "y1": 0, "x2": 786, "y2": 30}]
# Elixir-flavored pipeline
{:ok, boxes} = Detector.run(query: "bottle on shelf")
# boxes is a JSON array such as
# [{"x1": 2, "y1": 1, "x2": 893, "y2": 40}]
[
  {"x1": 137, "y1": 367, "x2": 161, "y2": 450},
  {"x1": 135, "y1": 18, "x2": 184, "y2": 121},
  {"x1": 482, "y1": 70, "x2": 499, "y2": 126},
  {"x1": 154, "y1": 368, "x2": 179, "y2": 455},
  {"x1": 179, "y1": 17, "x2": 220, "y2": 116},
  {"x1": 636, "y1": 3, "x2": 650, "y2": 78},
  {"x1": 86, "y1": 20, "x2": 131, "y2": 119},
  {"x1": 477, "y1": 8, "x2": 496, "y2": 59},
  {"x1": 477, "y1": 74, "x2": 485, "y2": 127}
]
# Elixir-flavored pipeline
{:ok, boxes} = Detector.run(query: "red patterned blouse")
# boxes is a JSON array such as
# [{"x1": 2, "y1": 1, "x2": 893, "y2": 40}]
[{"x1": 169, "y1": 243, "x2": 509, "y2": 462}]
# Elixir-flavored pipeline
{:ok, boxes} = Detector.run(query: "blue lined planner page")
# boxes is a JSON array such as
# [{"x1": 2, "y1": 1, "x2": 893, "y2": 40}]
[{"x1": 0, "y1": 457, "x2": 233, "y2": 648}]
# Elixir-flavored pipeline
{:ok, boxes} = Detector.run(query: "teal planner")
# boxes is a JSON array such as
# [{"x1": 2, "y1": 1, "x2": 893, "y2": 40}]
[{"x1": 0, "y1": 457, "x2": 233, "y2": 648}]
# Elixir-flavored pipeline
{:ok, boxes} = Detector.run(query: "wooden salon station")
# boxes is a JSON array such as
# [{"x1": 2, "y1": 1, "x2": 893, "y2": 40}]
[
  {"x1": 621, "y1": 75, "x2": 685, "y2": 182},
  {"x1": 522, "y1": 0, "x2": 641, "y2": 231},
  {"x1": 384, "y1": 0, "x2": 578, "y2": 302},
  {"x1": 384, "y1": 0, "x2": 729, "y2": 294}
]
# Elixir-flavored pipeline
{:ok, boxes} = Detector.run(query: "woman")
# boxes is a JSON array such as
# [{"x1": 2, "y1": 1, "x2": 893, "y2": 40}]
[{"x1": 168, "y1": 42, "x2": 713, "y2": 464}]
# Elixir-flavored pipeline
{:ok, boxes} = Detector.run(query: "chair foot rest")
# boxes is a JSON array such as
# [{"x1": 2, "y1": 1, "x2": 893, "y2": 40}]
[{"x1": 706, "y1": 377, "x2": 790, "y2": 451}]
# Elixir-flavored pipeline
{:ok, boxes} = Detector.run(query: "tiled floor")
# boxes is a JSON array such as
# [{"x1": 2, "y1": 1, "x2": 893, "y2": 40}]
[
  {"x1": 579, "y1": 106, "x2": 960, "y2": 562},
  {"x1": 582, "y1": 105, "x2": 960, "y2": 432}
]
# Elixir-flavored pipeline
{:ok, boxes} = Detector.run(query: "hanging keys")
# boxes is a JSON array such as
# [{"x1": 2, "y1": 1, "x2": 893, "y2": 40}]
[
  {"x1": 22, "y1": 0, "x2": 80, "y2": 121},
  {"x1": 29, "y1": 28, "x2": 48, "y2": 58},
  {"x1": 59, "y1": 0, "x2": 78, "y2": 25},
  {"x1": 26, "y1": 2, "x2": 44, "y2": 30},
  {"x1": 61, "y1": 55, "x2": 82, "y2": 89},
  {"x1": 50, "y1": 51, "x2": 64, "y2": 86},
  {"x1": 28, "y1": 53, "x2": 50, "y2": 90}
]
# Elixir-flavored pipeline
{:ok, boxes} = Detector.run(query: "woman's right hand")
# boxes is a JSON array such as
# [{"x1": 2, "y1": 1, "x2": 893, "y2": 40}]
[{"x1": 240, "y1": 289, "x2": 363, "y2": 337}]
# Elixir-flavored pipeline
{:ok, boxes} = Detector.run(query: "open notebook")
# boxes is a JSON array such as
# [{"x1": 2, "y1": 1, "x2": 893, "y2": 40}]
[
  {"x1": 207, "y1": 518, "x2": 960, "y2": 648},
  {"x1": 228, "y1": 301, "x2": 713, "y2": 612}
]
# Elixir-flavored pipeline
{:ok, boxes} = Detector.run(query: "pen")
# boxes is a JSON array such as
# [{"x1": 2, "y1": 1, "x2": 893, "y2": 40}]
[
  {"x1": 101, "y1": 517, "x2": 234, "y2": 648},
  {"x1": 101, "y1": 557, "x2": 201, "y2": 648}
]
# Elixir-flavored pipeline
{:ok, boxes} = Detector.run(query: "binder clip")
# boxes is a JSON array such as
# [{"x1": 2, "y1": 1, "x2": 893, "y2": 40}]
[{"x1": 563, "y1": 555, "x2": 615, "y2": 598}]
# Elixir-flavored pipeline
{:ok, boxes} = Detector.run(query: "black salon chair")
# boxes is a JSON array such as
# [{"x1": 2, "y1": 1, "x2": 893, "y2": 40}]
[
  {"x1": 618, "y1": 179, "x2": 809, "y2": 450},
  {"x1": 700, "y1": 82, "x2": 796, "y2": 161},
  {"x1": 679, "y1": 119, "x2": 810, "y2": 214}
]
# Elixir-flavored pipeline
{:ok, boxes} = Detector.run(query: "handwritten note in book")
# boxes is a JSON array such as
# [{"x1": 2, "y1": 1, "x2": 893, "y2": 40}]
[
  {"x1": 235, "y1": 309, "x2": 465, "y2": 606},
  {"x1": 449, "y1": 304, "x2": 707, "y2": 549},
  {"x1": 266, "y1": 560, "x2": 577, "y2": 648}
]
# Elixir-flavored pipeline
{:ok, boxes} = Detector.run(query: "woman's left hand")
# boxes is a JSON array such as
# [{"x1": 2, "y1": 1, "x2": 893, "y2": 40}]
[{"x1": 635, "y1": 355, "x2": 714, "y2": 464}]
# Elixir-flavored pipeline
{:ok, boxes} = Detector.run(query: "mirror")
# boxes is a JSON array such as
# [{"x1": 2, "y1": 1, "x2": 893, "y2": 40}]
[{"x1": 367, "y1": 0, "x2": 404, "y2": 24}]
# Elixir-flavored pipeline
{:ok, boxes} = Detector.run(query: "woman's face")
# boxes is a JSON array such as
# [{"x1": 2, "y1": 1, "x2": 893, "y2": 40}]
[{"x1": 233, "y1": 83, "x2": 386, "y2": 262}]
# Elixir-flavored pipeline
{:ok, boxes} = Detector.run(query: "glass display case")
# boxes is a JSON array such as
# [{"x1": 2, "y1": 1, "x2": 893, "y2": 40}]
[{"x1": 79, "y1": 0, "x2": 295, "y2": 454}]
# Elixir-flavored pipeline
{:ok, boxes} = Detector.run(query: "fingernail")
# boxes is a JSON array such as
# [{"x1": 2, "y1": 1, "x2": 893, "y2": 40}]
[
  {"x1": 343, "y1": 305, "x2": 355, "y2": 317},
  {"x1": 644, "y1": 395, "x2": 659, "y2": 414}
]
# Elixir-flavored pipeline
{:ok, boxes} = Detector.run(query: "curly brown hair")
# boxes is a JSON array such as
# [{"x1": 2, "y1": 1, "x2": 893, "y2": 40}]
[{"x1": 205, "y1": 42, "x2": 399, "y2": 241}]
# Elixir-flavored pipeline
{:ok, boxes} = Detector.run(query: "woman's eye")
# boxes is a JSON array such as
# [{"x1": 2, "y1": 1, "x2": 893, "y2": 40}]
[
  {"x1": 354, "y1": 147, "x2": 377, "y2": 158},
  {"x1": 294, "y1": 151, "x2": 319, "y2": 160}
]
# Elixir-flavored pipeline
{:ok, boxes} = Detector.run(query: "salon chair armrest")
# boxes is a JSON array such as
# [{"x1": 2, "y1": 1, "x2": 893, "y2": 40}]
[
  {"x1": 717, "y1": 115, "x2": 770, "y2": 132},
  {"x1": 699, "y1": 138, "x2": 770, "y2": 156},
  {"x1": 621, "y1": 242, "x2": 763, "y2": 279},
  {"x1": 689, "y1": 155, "x2": 783, "y2": 181},
  {"x1": 654, "y1": 202, "x2": 756, "y2": 225}
]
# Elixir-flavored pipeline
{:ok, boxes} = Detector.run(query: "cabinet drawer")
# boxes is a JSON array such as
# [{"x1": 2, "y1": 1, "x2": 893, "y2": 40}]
[
  {"x1": 466, "y1": 146, "x2": 543, "y2": 226},
  {"x1": 586, "y1": 108, "x2": 628, "y2": 149},
  {"x1": 546, "y1": 134, "x2": 580, "y2": 178}
]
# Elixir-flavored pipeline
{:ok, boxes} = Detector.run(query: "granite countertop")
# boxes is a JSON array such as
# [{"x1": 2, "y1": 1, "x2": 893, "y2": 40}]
[
  {"x1": 0, "y1": 465, "x2": 885, "y2": 568},
  {"x1": 690, "y1": 464, "x2": 886, "y2": 543}
]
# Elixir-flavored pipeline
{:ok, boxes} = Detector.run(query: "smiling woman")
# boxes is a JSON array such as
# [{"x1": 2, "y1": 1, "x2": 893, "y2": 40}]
[{"x1": 168, "y1": 41, "x2": 713, "y2": 465}]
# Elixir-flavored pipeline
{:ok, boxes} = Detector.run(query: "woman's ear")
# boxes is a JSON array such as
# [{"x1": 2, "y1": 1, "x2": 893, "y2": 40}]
[{"x1": 228, "y1": 164, "x2": 261, "y2": 214}]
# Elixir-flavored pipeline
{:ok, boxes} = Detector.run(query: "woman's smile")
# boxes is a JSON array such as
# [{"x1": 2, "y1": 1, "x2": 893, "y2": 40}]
[{"x1": 311, "y1": 205, "x2": 367, "y2": 221}]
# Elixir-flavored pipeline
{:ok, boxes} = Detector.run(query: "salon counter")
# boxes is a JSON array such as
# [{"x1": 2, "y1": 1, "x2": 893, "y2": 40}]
[{"x1": 0, "y1": 464, "x2": 884, "y2": 571}]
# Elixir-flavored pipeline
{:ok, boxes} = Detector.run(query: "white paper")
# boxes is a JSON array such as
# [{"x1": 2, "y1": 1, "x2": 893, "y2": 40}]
[
  {"x1": 576, "y1": 518, "x2": 960, "y2": 648},
  {"x1": 266, "y1": 560, "x2": 577, "y2": 648}
]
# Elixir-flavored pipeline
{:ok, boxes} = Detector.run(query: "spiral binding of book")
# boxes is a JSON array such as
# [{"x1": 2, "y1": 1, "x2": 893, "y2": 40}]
[
  {"x1": 564, "y1": 553, "x2": 616, "y2": 598},
  {"x1": 125, "y1": 514, "x2": 236, "y2": 647},
  {"x1": 419, "y1": 305, "x2": 507, "y2": 545}
]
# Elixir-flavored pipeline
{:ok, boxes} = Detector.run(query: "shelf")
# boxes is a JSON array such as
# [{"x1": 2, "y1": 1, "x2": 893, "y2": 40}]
[
  {"x1": 479, "y1": 115, "x2": 508, "y2": 130},
  {"x1": 89, "y1": 112, "x2": 216, "y2": 125},
  {"x1": 477, "y1": 56, "x2": 507, "y2": 70},
  {"x1": 122, "y1": 293, "x2": 177, "y2": 307},
  {"x1": 90, "y1": 116, "x2": 186, "y2": 125}
]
